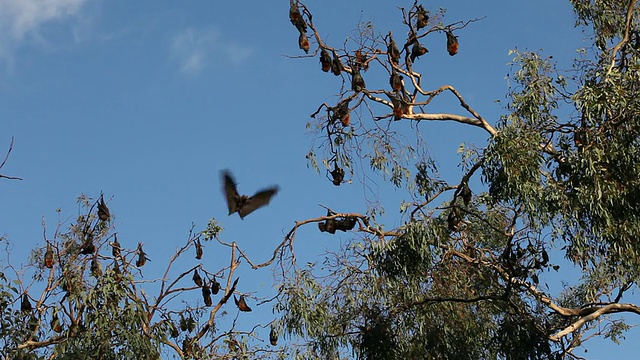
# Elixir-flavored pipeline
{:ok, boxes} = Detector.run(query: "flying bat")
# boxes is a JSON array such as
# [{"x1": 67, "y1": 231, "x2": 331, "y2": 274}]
[{"x1": 222, "y1": 170, "x2": 279, "y2": 219}]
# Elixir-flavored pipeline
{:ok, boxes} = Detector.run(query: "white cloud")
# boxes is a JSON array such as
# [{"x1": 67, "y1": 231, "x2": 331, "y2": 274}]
[
  {"x1": 170, "y1": 27, "x2": 254, "y2": 75},
  {"x1": 0, "y1": 0, "x2": 88, "y2": 63}
]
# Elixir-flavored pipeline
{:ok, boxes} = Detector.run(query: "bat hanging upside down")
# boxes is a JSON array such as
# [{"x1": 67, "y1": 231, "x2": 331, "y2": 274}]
[{"x1": 222, "y1": 170, "x2": 279, "y2": 219}]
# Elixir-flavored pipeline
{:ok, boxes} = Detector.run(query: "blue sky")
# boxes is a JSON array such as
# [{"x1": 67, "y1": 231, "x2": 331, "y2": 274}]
[{"x1": 0, "y1": 0, "x2": 637, "y2": 358}]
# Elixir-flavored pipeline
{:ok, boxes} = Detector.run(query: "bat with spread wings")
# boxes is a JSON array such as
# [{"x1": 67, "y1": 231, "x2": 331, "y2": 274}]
[{"x1": 222, "y1": 170, "x2": 279, "y2": 219}]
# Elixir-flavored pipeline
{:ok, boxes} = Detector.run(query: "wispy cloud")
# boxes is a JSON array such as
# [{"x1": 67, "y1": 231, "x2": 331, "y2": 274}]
[
  {"x1": 0, "y1": 0, "x2": 88, "y2": 65},
  {"x1": 170, "y1": 27, "x2": 254, "y2": 75}
]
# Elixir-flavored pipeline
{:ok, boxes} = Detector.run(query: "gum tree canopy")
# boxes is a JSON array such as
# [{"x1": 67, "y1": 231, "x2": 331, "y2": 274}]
[{"x1": 2, "y1": 0, "x2": 640, "y2": 359}]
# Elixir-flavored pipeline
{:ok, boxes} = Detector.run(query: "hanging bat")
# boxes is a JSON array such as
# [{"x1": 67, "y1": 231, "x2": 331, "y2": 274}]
[
  {"x1": 211, "y1": 277, "x2": 221, "y2": 295},
  {"x1": 318, "y1": 210, "x2": 337, "y2": 234},
  {"x1": 416, "y1": 5, "x2": 429, "y2": 30},
  {"x1": 330, "y1": 163, "x2": 345, "y2": 186},
  {"x1": 135, "y1": 243, "x2": 149, "y2": 267},
  {"x1": 21, "y1": 293, "x2": 32, "y2": 313},
  {"x1": 332, "y1": 100, "x2": 350, "y2": 127},
  {"x1": 331, "y1": 52, "x2": 343, "y2": 76},
  {"x1": 410, "y1": 40, "x2": 428, "y2": 63},
  {"x1": 192, "y1": 269, "x2": 203, "y2": 287},
  {"x1": 113, "y1": 262, "x2": 122, "y2": 282},
  {"x1": 298, "y1": 32, "x2": 310, "y2": 54},
  {"x1": 388, "y1": 93, "x2": 408, "y2": 120},
  {"x1": 387, "y1": 33, "x2": 401, "y2": 64},
  {"x1": 44, "y1": 245, "x2": 54, "y2": 268},
  {"x1": 80, "y1": 241, "x2": 95, "y2": 255},
  {"x1": 51, "y1": 311, "x2": 62, "y2": 333},
  {"x1": 222, "y1": 170, "x2": 279, "y2": 219},
  {"x1": 270, "y1": 326, "x2": 278, "y2": 346},
  {"x1": 234, "y1": 295, "x2": 252, "y2": 312},
  {"x1": 351, "y1": 67, "x2": 365, "y2": 92},
  {"x1": 195, "y1": 239, "x2": 203, "y2": 260},
  {"x1": 289, "y1": 0, "x2": 307, "y2": 33},
  {"x1": 389, "y1": 71, "x2": 404, "y2": 92},
  {"x1": 448, "y1": 207, "x2": 461, "y2": 231},
  {"x1": 97, "y1": 194, "x2": 110, "y2": 221},
  {"x1": 91, "y1": 256, "x2": 102, "y2": 278},
  {"x1": 335, "y1": 217, "x2": 357, "y2": 232},
  {"x1": 320, "y1": 49, "x2": 332, "y2": 72},
  {"x1": 202, "y1": 282, "x2": 212, "y2": 307},
  {"x1": 459, "y1": 183, "x2": 472, "y2": 206},
  {"x1": 111, "y1": 234, "x2": 121, "y2": 258},
  {"x1": 446, "y1": 31, "x2": 459, "y2": 56}
]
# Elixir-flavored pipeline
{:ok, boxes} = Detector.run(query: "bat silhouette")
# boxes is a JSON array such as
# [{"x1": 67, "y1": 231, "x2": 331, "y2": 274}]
[
  {"x1": 416, "y1": 5, "x2": 429, "y2": 30},
  {"x1": 195, "y1": 239, "x2": 203, "y2": 260},
  {"x1": 270, "y1": 326, "x2": 278, "y2": 346},
  {"x1": 387, "y1": 33, "x2": 401, "y2": 64},
  {"x1": 331, "y1": 52, "x2": 343, "y2": 76},
  {"x1": 111, "y1": 234, "x2": 121, "y2": 258},
  {"x1": 320, "y1": 49, "x2": 332, "y2": 72},
  {"x1": 222, "y1": 170, "x2": 279, "y2": 219},
  {"x1": 44, "y1": 245, "x2": 54, "y2": 268},
  {"x1": 211, "y1": 277, "x2": 221, "y2": 295},
  {"x1": 192, "y1": 269, "x2": 203, "y2": 287},
  {"x1": 135, "y1": 243, "x2": 149, "y2": 267},
  {"x1": 21, "y1": 293, "x2": 32, "y2": 313},
  {"x1": 91, "y1": 256, "x2": 102, "y2": 277},
  {"x1": 97, "y1": 194, "x2": 110, "y2": 221},
  {"x1": 446, "y1": 31, "x2": 459, "y2": 56},
  {"x1": 234, "y1": 295, "x2": 252, "y2": 312},
  {"x1": 202, "y1": 282, "x2": 212, "y2": 307}
]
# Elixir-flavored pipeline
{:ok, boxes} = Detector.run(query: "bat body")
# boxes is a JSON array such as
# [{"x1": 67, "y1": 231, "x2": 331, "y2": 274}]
[
  {"x1": 387, "y1": 34, "x2": 401, "y2": 64},
  {"x1": 446, "y1": 31, "x2": 459, "y2": 56},
  {"x1": 91, "y1": 257, "x2": 102, "y2": 277},
  {"x1": 448, "y1": 207, "x2": 461, "y2": 231},
  {"x1": 97, "y1": 195, "x2": 110, "y2": 221},
  {"x1": 351, "y1": 68, "x2": 365, "y2": 92},
  {"x1": 222, "y1": 170, "x2": 279, "y2": 219},
  {"x1": 44, "y1": 245, "x2": 54, "y2": 268},
  {"x1": 331, "y1": 53, "x2": 343, "y2": 76},
  {"x1": 234, "y1": 295, "x2": 252, "y2": 312},
  {"x1": 320, "y1": 49, "x2": 332, "y2": 72},
  {"x1": 195, "y1": 239, "x2": 203, "y2": 260},
  {"x1": 330, "y1": 164, "x2": 345, "y2": 186},
  {"x1": 390, "y1": 71, "x2": 404, "y2": 92},
  {"x1": 410, "y1": 41, "x2": 428, "y2": 63},
  {"x1": 112, "y1": 235, "x2": 121, "y2": 257},
  {"x1": 270, "y1": 326, "x2": 278, "y2": 346},
  {"x1": 416, "y1": 5, "x2": 429, "y2": 30},
  {"x1": 202, "y1": 283, "x2": 212, "y2": 306},
  {"x1": 211, "y1": 277, "x2": 221, "y2": 295},
  {"x1": 333, "y1": 100, "x2": 350, "y2": 127},
  {"x1": 289, "y1": 0, "x2": 307, "y2": 33},
  {"x1": 460, "y1": 183, "x2": 472, "y2": 206},
  {"x1": 21, "y1": 293, "x2": 32, "y2": 313},
  {"x1": 192, "y1": 269, "x2": 203, "y2": 287},
  {"x1": 298, "y1": 32, "x2": 310, "y2": 53},
  {"x1": 135, "y1": 243, "x2": 149, "y2": 267}
]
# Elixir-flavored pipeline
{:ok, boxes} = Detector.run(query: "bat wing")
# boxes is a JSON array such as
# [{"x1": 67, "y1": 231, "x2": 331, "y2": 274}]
[
  {"x1": 222, "y1": 170, "x2": 241, "y2": 215},
  {"x1": 238, "y1": 186, "x2": 279, "y2": 219}
]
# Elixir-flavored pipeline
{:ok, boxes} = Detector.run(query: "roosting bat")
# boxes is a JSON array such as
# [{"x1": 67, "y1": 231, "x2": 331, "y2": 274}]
[
  {"x1": 97, "y1": 194, "x2": 110, "y2": 221},
  {"x1": 44, "y1": 245, "x2": 54, "y2": 268},
  {"x1": 234, "y1": 295, "x2": 252, "y2": 312},
  {"x1": 222, "y1": 170, "x2": 279, "y2": 219},
  {"x1": 446, "y1": 31, "x2": 459, "y2": 56}
]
